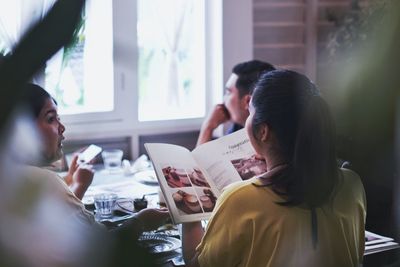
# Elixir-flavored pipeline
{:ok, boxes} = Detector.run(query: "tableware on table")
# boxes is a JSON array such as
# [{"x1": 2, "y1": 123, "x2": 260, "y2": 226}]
[
  {"x1": 122, "y1": 159, "x2": 132, "y2": 175},
  {"x1": 94, "y1": 193, "x2": 118, "y2": 218},
  {"x1": 172, "y1": 255, "x2": 185, "y2": 266},
  {"x1": 134, "y1": 196, "x2": 148, "y2": 211},
  {"x1": 138, "y1": 234, "x2": 181, "y2": 254},
  {"x1": 116, "y1": 198, "x2": 134, "y2": 213},
  {"x1": 101, "y1": 149, "x2": 123, "y2": 171},
  {"x1": 131, "y1": 154, "x2": 151, "y2": 172},
  {"x1": 134, "y1": 169, "x2": 158, "y2": 185},
  {"x1": 82, "y1": 195, "x2": 95, "y2": 209}
]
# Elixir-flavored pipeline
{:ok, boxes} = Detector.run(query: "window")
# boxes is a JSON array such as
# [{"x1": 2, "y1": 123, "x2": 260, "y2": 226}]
[
  {"x1": 45, "y1": 0, "x2": 114, "y2": 116},
  {"x1": 137, "y1": 0, "x2": 206, "y2": 121},
  {"x1": 0, "y1": 0, "x2": 114, "y2": 117},
  {"x1": 0, "y1": 0, "x2": 252, "y2": 159}
]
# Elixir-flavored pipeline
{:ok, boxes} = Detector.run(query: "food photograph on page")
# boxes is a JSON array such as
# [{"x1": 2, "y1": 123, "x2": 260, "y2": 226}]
[
  {"x1": 188, "y1": 167, "x2": 210, "y2": 187},
  {"x1": 171, "y1": 187, "x2": 217, "y2": 215},
  {"x1": 162, "y1": 164, "x2": 192, "y2": 188},
  {"x1": 231, "y1": 154, "x2": 268, "y2": 180},
  {"x1": 195, "y1": 187, "x2": 217, "y2": 212},
  {"x1": 172, "y1": 188, "x2": 202, "y2": 215}
]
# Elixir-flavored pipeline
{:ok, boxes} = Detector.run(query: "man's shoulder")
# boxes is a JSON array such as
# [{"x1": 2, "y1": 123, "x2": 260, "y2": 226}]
[{"x1": 225, "y1": 123, "x2": 243, "y2": 135}]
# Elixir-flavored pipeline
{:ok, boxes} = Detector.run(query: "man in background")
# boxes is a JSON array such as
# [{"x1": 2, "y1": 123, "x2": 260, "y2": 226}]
[{"x1": 197, "y1": 60, "x2": 275, "y2": 146}]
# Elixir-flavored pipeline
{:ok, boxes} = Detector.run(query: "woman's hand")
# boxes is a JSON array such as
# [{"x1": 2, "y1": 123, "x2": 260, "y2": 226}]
[
  {"x1": 64, "y1": 152, "x2": 94, "y2": 200},
  {"x1": 135, "y1": 208, "x2": 170, "y2": 231},
  {"x1": 119, "y1": 208, "x2": 170, "y2": 240},
  {"x1": 73, "y1": 164, "x2": 94, "y2": 186}
]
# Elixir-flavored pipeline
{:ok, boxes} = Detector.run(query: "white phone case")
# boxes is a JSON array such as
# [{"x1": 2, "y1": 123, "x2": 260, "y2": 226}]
[{"x1": 78, "y1": 144, "x2": 102, "y2": 164}]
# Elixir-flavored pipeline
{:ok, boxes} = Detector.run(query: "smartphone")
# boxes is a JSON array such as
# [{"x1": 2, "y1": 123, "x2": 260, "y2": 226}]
[{"x1": 78, "y1": 144, "x2": 102, "y2": 164}]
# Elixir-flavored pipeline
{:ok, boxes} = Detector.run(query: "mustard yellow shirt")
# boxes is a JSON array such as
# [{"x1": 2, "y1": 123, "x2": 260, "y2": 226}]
[{"x1": 197, "y1": 168, "x2": 366, "y2": 267}]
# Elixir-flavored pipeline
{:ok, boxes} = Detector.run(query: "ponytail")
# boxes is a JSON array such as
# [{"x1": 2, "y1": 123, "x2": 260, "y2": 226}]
[
  {"x1": 292, "y1": 95, "x2": 338, "y2": 207},
  {"x1": 251, "y1": 70, "x2": 339, "y2": 207}
]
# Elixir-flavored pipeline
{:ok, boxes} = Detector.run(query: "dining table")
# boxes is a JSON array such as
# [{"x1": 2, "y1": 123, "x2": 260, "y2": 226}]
[{"x1": 81, "y1": 164, "x2": 185, "y2": 267}]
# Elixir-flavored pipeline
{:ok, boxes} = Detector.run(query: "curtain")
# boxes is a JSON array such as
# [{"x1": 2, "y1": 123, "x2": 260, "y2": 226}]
[{"x1": 155, "y1": 0, "x2": 189, "y2": 106}]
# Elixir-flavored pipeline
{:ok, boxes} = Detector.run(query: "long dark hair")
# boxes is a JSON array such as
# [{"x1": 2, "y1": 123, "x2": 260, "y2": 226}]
[
  {"x1": 21, "y1": 83, "x2": 57, "y2": 118},
  {"x1": 251, "y1": 70, "x2": 339, "y2": 208}
]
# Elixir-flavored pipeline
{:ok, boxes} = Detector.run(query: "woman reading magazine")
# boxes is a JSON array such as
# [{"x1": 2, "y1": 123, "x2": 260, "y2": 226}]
[{"x1": 182, "y1": 70, "x2": 366, "y2": 267}]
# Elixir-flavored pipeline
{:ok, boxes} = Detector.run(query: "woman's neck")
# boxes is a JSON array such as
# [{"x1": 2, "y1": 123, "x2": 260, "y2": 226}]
[{"x1": 265, "y1": 154, "x2": 288, "y2": 172}]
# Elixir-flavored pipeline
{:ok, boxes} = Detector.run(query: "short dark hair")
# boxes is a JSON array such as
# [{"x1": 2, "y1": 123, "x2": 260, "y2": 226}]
[
  {"x1": 251, "y1": 70, "x2": 338, "y2": 207},
  {"x1": 232, "y1": 60, "x2": 275, "y2": 97},
  {"x1": 20, "y1": 83, "x2": 56, "y2": 118}
]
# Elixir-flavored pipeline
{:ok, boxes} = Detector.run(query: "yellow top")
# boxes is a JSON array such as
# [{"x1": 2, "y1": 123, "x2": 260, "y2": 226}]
[{"x1": 197, "y1": 168, "x2": 366, "y2": 267}]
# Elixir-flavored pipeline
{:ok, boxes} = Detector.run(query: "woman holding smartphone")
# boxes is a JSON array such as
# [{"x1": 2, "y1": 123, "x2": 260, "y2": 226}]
[{"x1": 20, "y1": 83, "x2": 169, "y2": 230}]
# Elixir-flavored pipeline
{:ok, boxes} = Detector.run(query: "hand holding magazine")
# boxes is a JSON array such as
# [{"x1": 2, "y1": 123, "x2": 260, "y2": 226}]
[{"x1": 145, "y1": 129, "x2": 267, "y2": 224}]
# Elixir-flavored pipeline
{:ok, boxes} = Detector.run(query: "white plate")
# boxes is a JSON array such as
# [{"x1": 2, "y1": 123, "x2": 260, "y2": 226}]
[
  {"x1": 134, "y1": 170, "x2": 158, "y2": 184},
  {"x1": 138, "y1": 234, "x2": 181, "y2": 253}
]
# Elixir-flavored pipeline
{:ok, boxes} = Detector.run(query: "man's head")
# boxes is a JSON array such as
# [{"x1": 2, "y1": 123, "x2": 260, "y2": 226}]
[{"x1": 224, "y1": 60, "x2": 275, "y2": 126}]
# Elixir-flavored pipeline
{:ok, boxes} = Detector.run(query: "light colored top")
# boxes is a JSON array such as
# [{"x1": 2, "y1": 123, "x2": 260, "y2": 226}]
[
  {"x1": 196, "y1": 168, "x2": 366, "y2": 267},
  {"x1": 24, "y1": 165, "x2": 97, "y2": 225}
]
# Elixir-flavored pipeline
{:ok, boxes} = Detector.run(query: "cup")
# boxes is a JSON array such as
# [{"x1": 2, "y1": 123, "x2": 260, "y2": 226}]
[
  {"x1": 133, "y1": 197, "x2": 148, "y2": 211},
  {"x1": 102, "y1": 149, "x2": 123, "y2": 171},
  {"x1": 94, "y1": 193, "x2": 118, "y2": 218}
]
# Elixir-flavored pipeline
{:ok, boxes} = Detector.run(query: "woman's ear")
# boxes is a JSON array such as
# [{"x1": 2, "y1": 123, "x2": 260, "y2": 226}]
[{"x1": 259, "y1": 123, "x2": 269, "y2": 142}]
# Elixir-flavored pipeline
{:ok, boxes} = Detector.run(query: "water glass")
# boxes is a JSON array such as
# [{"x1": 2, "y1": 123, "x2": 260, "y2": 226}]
[
  {"x1": 94, "y1": 193, "x2": 118, "y2": 218},
  {"x1": 102, "y1": 149, "x2": 123, "y2": 171}
]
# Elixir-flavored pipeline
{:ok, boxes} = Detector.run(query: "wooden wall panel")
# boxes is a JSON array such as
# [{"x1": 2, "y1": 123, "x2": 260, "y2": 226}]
[
  {"x1": 253, "y1": 0, "x2": 306, "y2": 72},
  {"x1": 252, "y1": 0, "x2": 369, "y2": 79}
]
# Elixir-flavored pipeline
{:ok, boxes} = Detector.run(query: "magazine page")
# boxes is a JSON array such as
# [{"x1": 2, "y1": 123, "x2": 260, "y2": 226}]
[
  {"x1": 365, "y1": 242, "x2": 400, "y2": 256},
  {"x1": 192, "y1": 129, "x2": 267, "y2": 192},
  {"x1": 145, "y1": 143, "x2": 218, "y2": 224},
  {"x1": 365, "y1": 231, "x2": 394, "y2": 245},
  {"x1": 364, "y1": 230, "x2": 399, "y2": 255}
]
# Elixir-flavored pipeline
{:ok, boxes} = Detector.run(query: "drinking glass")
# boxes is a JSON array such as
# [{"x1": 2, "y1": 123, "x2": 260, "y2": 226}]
[
  {"x1": 101, "y1": 149, "x2": 123, "y2": 171},
  {"x1": 94, "y1": 193, "x2": 118, "y2": 218}
]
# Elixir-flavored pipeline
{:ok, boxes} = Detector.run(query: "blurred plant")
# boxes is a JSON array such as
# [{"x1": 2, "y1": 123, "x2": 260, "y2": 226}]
[
  {"x1": 63, "y1": 7, "x2": 85, "y2": 63},
  {"x1": 325, "y1": 0, "x2": 389, "y2": 62},
  {"x1": 54, "y1": 7, "x2": 86, "y2": 108},
  {"x1": 321, "y1": 0, "x2": 400, "y2": 236}
]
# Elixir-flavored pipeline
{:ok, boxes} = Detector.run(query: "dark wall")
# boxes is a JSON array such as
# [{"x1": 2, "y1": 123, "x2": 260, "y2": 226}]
[{"x1": 138, "y1": 130, "x2": 200, "y2": 156}]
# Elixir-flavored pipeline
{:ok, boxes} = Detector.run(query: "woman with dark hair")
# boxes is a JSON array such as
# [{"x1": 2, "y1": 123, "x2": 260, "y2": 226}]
[
  {"x1": 22, "y1": 83, "x2": 93, "y2": 200},
  {"x1": 21, "y1": 83, "x2": 169, "y2": 234},
  {"x1": 182, "y1": 70, "x2": 366, "y2": 267}
]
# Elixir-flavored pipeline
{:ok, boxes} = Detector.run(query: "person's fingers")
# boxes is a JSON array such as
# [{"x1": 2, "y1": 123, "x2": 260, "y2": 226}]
[
  {"x1": 79, "y1": 164, "x2": 94, "y2": 171},
  {"x1": 70, "y1": 154, "x2": 78, "y2": 165},
  {"x1": 68, "y1": 155, "x2": 79, "y2": 173}
]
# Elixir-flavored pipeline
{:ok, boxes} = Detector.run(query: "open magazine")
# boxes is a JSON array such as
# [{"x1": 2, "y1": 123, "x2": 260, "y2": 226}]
[{"x1": 145, "y1": 129, "x2": 267, "y2": 224}]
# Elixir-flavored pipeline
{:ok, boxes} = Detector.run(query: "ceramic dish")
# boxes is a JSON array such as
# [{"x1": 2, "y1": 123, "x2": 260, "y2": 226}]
[
  {"x1": 138, "y1": 234, "x2": 181, "y2": 254},
  {"x1": 134, "y1": 170, "x2": 159, "y2": 185}
]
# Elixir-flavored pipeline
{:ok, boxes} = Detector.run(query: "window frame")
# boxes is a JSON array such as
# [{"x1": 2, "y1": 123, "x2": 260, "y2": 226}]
[{"x1": 61, "y1": 0, "x2": 253, "y2": 159}]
